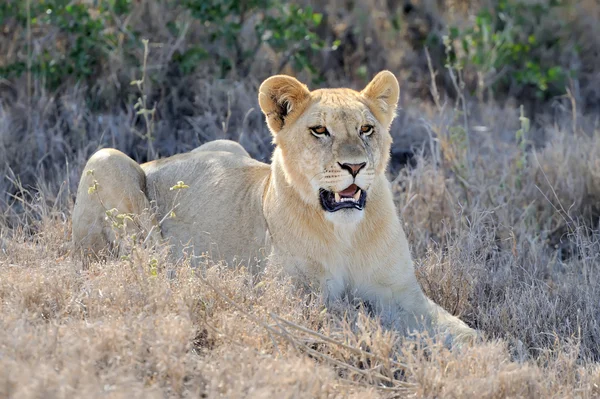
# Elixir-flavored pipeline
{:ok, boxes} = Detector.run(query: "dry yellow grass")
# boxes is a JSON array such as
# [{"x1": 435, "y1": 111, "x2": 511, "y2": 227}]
[
  {"x1": 2, "y1": 115, "x2": 600, "y2": 397},
  {"x1": 1, "y1": 221, "x2": 599, "y2": 398}
]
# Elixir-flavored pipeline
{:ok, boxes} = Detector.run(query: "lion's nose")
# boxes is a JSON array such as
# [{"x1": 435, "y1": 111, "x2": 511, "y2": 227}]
[{"x1": 338, "y1": 162, "x2": 366, "y2": 178}]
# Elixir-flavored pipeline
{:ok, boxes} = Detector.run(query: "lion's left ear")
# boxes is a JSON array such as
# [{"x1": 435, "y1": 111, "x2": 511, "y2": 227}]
[
  {"x1": 360, "y1": 71, "x2": 400, "y2": 126},
  {"x1": 258, "y1": 75, "x2": 311, "y2": 134}
]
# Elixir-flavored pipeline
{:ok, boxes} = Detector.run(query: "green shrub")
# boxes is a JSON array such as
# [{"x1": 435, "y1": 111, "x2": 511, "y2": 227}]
[
  {"x1": 181, "y1": 0, "x2": 328, "y2": 79},
  {"x1": 0, "y1": 0, "x2": 135, "y2": 90},
  {"x1": 0, "y1": 0, "x2": 327, "y2": 90},
  {"x1": 445, "y1": 0, "x2": 573, "y2": 100}
]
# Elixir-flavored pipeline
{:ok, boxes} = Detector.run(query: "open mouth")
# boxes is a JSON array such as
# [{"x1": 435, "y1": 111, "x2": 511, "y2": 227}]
[{"x1": 319, "y1": 184, "x2": 367, "y2": 212}]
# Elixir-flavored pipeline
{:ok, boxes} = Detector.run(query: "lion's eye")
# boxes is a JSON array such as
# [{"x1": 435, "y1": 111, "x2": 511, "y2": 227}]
[
  {"x1": 360, "y1": 125, "x2": 374, "y2": 136},
  {"x1": 310, "y1": 126, "x2": 329, "y2": 137}
]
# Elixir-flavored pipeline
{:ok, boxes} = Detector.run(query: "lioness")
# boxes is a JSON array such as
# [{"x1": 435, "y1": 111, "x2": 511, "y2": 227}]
[{"x1": 72, "y1": 71, "x2": 477, "y2": 343}]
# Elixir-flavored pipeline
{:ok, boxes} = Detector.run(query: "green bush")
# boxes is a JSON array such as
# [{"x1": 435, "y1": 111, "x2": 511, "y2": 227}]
[
  {"x1": 0, "y1": 0, "x2": 135, "y2": 90},
  {"x1": 181, "y1": 0, "x2": 328, "y2": 79},
  {"x1": 445, "y1": 0, "x2": 573, "y2": 100},
  {"x1": 0, "y1": 0, "x2": 328, "y2": 90}
]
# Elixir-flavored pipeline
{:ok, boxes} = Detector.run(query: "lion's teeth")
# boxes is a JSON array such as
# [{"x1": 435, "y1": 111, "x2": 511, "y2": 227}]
[{"x1": 334, "y1": 190, "x2": 362, "y2": 203}]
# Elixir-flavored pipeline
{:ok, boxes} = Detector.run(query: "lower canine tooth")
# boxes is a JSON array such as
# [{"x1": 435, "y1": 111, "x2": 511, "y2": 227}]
[
  {"x1": 353, "y1": 189, "x2": 361, "y2": 200},
  {"x1": 334, "y1": 192, "x2": 341, "y2": 202}
]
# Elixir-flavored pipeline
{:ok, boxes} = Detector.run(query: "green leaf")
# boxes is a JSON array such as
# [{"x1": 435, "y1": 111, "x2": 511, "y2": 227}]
[
  {"x1": 175, "y1": 47, "x2": 209, "y2": 75},
  {"x1": 449, "y1": 27, "x2": 460, "y2": 39},
  {"x1": 547, "y1": 66, "x2": 563, "y2": 82},
  {"x1": 312, "y1": 13, "x2": 322, "y2": 26}
]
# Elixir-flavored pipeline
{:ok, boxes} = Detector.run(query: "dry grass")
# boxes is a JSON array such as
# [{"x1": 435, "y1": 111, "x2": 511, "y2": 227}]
[{"x1": 1, "y1": 189, "x2": 599, "y2": 398}]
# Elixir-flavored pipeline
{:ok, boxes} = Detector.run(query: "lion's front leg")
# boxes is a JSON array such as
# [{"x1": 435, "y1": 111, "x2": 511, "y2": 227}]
[
  {"x1": 367, "y1": 258, "x2": 478, "y2": 346},
  {"x1": 415, "y1": 295, "x2": 479, "y2": 345}
]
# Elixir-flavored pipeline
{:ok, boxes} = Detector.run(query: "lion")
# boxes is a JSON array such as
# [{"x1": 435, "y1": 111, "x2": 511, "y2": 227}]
[{"x1": 72, "y1": 71, "x2": 477, "y2": 343}]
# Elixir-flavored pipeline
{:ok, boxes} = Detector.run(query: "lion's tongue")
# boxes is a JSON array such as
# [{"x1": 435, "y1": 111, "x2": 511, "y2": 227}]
[{"x1": 338, "y1": 184, "x2": 358, "y2": 197}]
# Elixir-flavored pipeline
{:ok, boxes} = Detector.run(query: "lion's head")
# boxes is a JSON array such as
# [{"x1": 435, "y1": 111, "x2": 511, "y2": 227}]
[{"x1": 258, "y1": 71, "x2": 399, "y2": 224}]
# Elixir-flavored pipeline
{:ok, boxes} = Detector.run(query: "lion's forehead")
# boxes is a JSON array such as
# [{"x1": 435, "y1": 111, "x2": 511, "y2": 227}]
[
  {"x1": 303, "y1": 102, "x2": 375, "y2": 129},
  {"x1": 311, "y1": 88, "x2": 361, "y2": 101},
  {"x1": 310, "y1": 89, "x2": 368, "y2": 109}
]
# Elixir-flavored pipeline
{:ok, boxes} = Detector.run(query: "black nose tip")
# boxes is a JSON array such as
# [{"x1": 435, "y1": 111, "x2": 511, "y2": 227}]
[{"x1": 339, "y1": 162, "x2": 366, "y2": 178}]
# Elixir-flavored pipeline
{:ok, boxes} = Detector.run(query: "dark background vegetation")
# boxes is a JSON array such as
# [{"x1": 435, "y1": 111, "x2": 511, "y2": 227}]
[
  {"x1": 2, "y1": 0, "x2": 599, "y2": 198},
  {"x1": 1, "y1": 0, "x2": 600, "y2": 396}
]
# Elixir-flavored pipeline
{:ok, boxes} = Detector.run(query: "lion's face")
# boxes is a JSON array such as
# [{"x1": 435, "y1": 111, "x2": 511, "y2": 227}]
[{"x1": 259, "y1": 71, "x2": 399, "y2": 224}]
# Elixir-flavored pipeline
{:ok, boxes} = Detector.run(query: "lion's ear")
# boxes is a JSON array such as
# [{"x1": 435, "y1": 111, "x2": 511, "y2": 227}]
[
  {"x1": 258, "y1": 75, "x2": 311, "y2": 133},
  {"x1": 361, "y1": 70, "x2": 400, "y2": 125}
]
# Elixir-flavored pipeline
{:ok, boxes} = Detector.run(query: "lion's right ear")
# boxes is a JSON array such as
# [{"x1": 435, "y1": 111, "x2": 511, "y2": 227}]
[{"x1": 258, "y1": 75, "x2": 311, "y2": 133}]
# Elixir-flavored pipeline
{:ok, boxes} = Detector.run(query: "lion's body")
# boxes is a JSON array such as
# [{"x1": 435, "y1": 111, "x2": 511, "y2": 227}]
[
  {"x1": 72, "y1": 72, "x2": 477, "y2": 343},
  {"x1": 143, "y1": 143, "x2": 271, "y2": 265}
]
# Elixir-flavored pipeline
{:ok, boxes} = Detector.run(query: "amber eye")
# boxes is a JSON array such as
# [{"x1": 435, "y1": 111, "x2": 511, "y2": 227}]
[
  {"x1": 310, "y1": 126, "x2": 329, "y2": 137},
  {"x1": 360, "y1": 125, "x2": 374, "y2": 136}
]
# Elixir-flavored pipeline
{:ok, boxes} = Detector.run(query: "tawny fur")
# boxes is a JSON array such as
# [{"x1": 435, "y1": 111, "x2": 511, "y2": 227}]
[{"x1": 72, "y1": 71, "x2": 477, "y2": 344}]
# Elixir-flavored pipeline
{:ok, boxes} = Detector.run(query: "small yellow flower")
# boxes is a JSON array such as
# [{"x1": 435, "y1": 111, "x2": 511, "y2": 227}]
[{"x1": 170, "y1": 181, "x2": 190, "y2": 191}]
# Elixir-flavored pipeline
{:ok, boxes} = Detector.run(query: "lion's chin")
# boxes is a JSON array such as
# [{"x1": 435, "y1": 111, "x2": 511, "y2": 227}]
[{"x1": 324, "y1": 207, "x2": 365, "y2": 225}]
